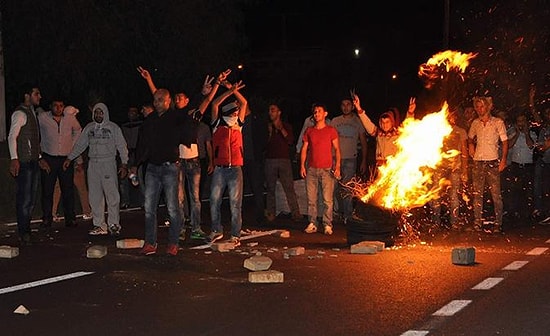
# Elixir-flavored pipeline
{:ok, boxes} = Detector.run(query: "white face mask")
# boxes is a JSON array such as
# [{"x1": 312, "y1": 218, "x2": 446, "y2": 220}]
[{"x1": 223, "y1": 115, "x2": 238, "y2": 126}]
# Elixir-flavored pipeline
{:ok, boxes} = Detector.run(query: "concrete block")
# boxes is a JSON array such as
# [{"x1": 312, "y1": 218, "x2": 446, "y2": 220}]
[
  {"x1": 244, "y1": 255, "x2": 273, "y2": 271},
  {"x1": 248, "y1": 270, "x2": 284, "y2": 283},
  {"x1": 0, "y1": 245, "x2": 19, "y2": 258},
  {"x1": 87, "y1": 245, "x2": 107, "y2": 259},
  {"x1": 452, "y1": 247, "x2": 475, "y2": 265},
  {"x1": 211, "y1": 242, "x2": 235, "y2": 252},
  {"x1": 272, "y1": 230, "x2": 290, "y2": 238},
  {"x1": 350, "y1": 243, "x2": 377, "y2": 254},
  {"x1": 288, "y1": 246, "x2": 305, "y2": 256},
  {"x1": 357, "y1": 240, "x2": 385, "y2": 251},
  {"x1": 116, "y1": 239, "x2": 144, "y2": 249}
]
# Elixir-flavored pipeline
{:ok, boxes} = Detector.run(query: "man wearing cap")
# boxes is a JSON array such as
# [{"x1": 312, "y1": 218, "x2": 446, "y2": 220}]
[
  {"x1": 38, "y1": 98, "x2": 82, "y2": 229},
  {"x1": 207, "y1": 80, "x2": 248, "y2": 247}
]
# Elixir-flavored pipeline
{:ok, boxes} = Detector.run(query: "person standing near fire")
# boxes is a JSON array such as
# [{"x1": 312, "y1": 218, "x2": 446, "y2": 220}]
[
  {"x1": 300, "y1": 103, "x2": 341, "y2": 235},
  {"x1": 331, "y1": 97, "x2": 368, "y2": 224},
  {"x1": 351, "y1": 93, "x2": 416, "y2": 171},
  {"x1": 468, "y1": 96, "x2": 508, "y2": 233}
]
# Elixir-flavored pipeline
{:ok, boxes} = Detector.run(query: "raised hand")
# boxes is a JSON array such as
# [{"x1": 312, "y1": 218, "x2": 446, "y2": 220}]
[
  {"x1": 218, "y1": 69, "x2": 231, "y2": 82},
  {"x1": 408, "y1": 97, "x2": 416, "y2": 115},
  {"x1": 136, "y1": 66, "x2": 151, "y2": 80},
  {"x1": 231, "y1": 80, "x2": 245, "y2": 91},
  {"x1": 351, "y1": 91, "x2": 362, "y2": 111},
  {"x1": 201, "y1": 75, "x2": 214, "y2": 96}
]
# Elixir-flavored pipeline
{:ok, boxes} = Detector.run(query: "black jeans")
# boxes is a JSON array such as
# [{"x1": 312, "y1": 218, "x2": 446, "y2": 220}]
[{"x1": 41, "y1": 154, "x2": 76, "y2": 224}]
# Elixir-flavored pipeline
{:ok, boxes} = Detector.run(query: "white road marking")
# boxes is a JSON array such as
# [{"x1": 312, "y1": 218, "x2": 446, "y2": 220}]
[
  {"x1": 545, "y1": 238, "x2": 550, "y2": 244},
  {"x1": 432, "y1": 300, "x2": 472, "y2": 316},
  {"x1": 0, "y1": 271, "x2": 94, "y2": 295},
  {"x1": 472, "y1": 277, "x2": 504, "y2": 290},
  {"x1": 526, "y1": 247, "x2": 548, "y2": 255},
  {"x1": 400, "y1": 331, "x2": 430, "y2": 336},
  {"x1": 502, "y1": 261, "x2": 529, "y2": 271}
]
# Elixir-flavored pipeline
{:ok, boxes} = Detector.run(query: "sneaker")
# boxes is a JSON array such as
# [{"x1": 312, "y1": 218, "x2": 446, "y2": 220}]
[
  {"x1": 160, "y1": 218, "x2": 170, "y2": 227},
  {"x1": 53, "y1": 214, "x2": 62, "y2": 222},
  {"x1": 108, "y1": 224, "x2": 121, "y2": 236},
  {"x1": 324, "y1": 225, "x2": 333, "y2": 235},
  {"x1": 166, "y1": 243, "x2": 179, "y2": 256},
  {"x1": 141, "y1": 243, "x2": 157, "y2": 255},
  {"x1": 207, "y1": 231, "x2": 224, "y2": 243},
  {"x1": 539, "y1": 216, "x2": 550, "y2": 225},
  {"x1": 82, "y1": 213, "x2": 92, "y2": 221},
  {"x1": 304, "y1": 223, "x2": 317, "y2": 234},
  {"x1": 229, "y1": 236, "x2": 241, "y2": 247},
  {"x1": 191, "y1": 229, "x2": 207, "y2": 240},
  {"x1": 89, "y1": 226, "x2": 108, "y2": 236}
]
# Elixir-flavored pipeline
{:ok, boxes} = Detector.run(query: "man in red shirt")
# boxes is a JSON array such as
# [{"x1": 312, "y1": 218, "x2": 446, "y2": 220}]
[{"x1": 300, "y1": 103, "x2": 341, "y2": 235}]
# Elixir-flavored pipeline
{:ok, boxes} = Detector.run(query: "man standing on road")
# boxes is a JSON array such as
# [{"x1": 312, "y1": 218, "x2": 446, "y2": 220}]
[
  {"x1": 63, "y1": 103, "x2": 129, "y2": 237},
  {"x1": 300, "y1": 103, "x2": 341, "y2": 235},
  {"x1": 38, "y1": 98, "x2": 82, "y2": 230},
  {"x1": 8, "y1": 84, "x2": 42, "y2": 246}
]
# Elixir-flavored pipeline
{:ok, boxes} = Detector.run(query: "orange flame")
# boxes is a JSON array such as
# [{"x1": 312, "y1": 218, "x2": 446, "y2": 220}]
[
  {"x1": 360, "y1": 103, "x2": 457, "y2": 210},
  {"x1": 418, "y1": 50, "x2": 477, "y2": 84}
]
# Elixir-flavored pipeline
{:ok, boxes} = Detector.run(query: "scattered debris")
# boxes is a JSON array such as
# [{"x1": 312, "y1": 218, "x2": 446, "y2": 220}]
[
  {"x1": 86, "y1": 245, "x2": 107, "y2": 259},
  {"x1": 116, "y1": 239, "x2": 144, "y2": 249},
  {"x1": 350, "y1": 242, "x2": 377, "y2": 254},
  {"x1": 357, "y1": 241, "x2": 385, "y2": 252},
  {"x1": 14, "y1": 305, "x2": 29, "y2": 315},
  {"x1": 287, "y1": 246, "x2": 305, "y2": 256},
  {"x1": 246, "y1": 242, "x2": 258, "y2": 247},
  {"x1": 243, "y1": 255, "x2": 273, "y2": 271},
  {"x1": 211, "y1": 242, "x2": 235, "y2": 252},
  {"x1": 248, "y1": 270, "x2": 284, "y2": 283},
  {"x1": 452, "y1": 247, "x2": 476, "y2": 265},
  {"x1": 0, "y1": 245, "x2": 19, "y2": 258}
]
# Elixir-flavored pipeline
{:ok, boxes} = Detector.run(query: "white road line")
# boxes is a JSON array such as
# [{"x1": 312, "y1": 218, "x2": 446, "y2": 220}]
[
  {"x1": 400, "y1": 331, "x2": 430, "y2": 336},
  {"x1": 0, "y1": 271, "x2": 94, "y2": 295},
  {"x1": 526, "y1": 247, "x2": 548, "y2": 256},
  {"x1": 472, "y1": 277, "x2": 504, "y2": 290},
  {"x1": 432, "y1": 300, "x2": 472, "y2": 316},
  {"x1": 502, "y1": 261, "x2": 529, "y2": 271}
]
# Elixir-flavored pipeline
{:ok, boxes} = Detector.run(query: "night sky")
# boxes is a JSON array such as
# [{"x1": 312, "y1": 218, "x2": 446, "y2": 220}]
[{"x1": 1, "y1": 0, "x2": 548, "y2": 126}]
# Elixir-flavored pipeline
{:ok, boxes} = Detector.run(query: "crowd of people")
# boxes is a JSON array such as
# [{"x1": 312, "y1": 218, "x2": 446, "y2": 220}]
[{"x1": 7, "y1": 76, "x2": 550, "y2": 253}]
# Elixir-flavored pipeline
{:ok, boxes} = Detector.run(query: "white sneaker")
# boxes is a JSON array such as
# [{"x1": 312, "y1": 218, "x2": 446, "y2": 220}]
[
  {"x1": 304, "y1": 223, "x2": 317, "y2": 234},
  {"x1": 324, "y1": 225, "x2": 333, "y2": 235},
  {"x1": 539, "y1": 216, "x2": 550, "y2": 225},
  {"x1": 82, "y1": 213, "x2": 92, "y2": 220},
  {"x1": 89, "y1": 226, "x2": 108, "y2": 236}
]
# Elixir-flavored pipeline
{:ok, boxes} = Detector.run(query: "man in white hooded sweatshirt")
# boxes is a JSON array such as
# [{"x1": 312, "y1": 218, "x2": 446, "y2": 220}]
[{"x1": 63, "y1": 103, "x2": 129, "y2": 236}]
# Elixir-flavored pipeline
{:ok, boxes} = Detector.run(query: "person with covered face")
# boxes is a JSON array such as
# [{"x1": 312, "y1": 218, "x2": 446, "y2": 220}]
[
  {"x1": 63, "y1": 103, "x2": 129, "y2": 236},
  {"x1": 207, "y1": 80, "x2": 248, "y2": 247},
  {"x1": 352, "y1": 93, "x2": 416, "y2": 169}
]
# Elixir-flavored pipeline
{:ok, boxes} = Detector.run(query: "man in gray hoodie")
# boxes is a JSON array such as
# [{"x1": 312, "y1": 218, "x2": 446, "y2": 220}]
[{"x1": 63, "y1": 103, "x2": 129, "y2": 236}]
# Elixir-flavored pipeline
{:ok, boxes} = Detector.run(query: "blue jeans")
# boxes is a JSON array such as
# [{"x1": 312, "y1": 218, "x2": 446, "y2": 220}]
[
  {"x1": 335, "y1": 158, "x2": 357, "y2": 219},
  {"x1": 305, "y1": 167, "x2": 335, "y2": 228},
  {"x1": 15, "y1": 160, "x2": 40, "y2": 236},
  {"x1": 472, "y1": 160, "x2": 503, "y2": 226},
  {"x1": 210, "y1": 166, "x2": 243, "y2": 238},
  {"x1": 144, "y1": 162, "x2": 182, "y2": 245},
  {"x1": 180, "y1": 158, "x2": 202, "y2": 231}
]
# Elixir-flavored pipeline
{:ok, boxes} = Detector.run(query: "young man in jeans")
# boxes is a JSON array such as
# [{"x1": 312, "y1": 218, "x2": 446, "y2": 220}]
[{"x1": 300, "y1": 103, "x2": 341, "y2": 235}]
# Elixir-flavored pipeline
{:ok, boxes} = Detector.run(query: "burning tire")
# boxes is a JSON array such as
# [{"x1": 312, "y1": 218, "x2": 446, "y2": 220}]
[{"x1": 347, "y1": 201, "x2": 399, "y2": 247}]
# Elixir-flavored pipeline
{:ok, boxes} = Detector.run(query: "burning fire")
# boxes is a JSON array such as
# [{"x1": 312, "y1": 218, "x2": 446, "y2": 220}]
[
  {"x1": 355, "y1": 50, "x2": 477, "y2": 212},
  {"x1": 359, "y1": 103, "x2": 456, "y2": 210},
  {"x1": 418, "y1": 50, "x2": 477, "y2": 87}
]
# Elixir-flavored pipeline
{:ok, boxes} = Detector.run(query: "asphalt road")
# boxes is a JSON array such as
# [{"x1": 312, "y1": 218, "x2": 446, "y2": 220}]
[{"x1": 1, "y1": 199, "x2": 549, "y2": 336}]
